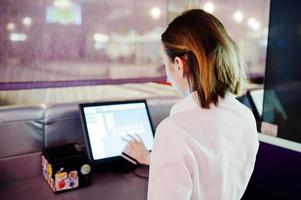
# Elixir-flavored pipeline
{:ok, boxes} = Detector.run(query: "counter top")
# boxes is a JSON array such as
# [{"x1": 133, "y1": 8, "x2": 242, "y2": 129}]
[{"x1": 0, "y1": 168, "x2": 149, "y2": 200}]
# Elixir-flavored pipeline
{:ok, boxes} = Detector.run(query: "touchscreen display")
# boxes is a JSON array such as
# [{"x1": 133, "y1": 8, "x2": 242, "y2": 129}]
[{"x1": 83, "y1": 102, "x2": 153, "y2": 160}]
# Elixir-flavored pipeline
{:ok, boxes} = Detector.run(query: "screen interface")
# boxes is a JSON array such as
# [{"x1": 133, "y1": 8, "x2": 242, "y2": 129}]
[{"x1": 83, "y1": 102, "x2": 153, "y2": 160}]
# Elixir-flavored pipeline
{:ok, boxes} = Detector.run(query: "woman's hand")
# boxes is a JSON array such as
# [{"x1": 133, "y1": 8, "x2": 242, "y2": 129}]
[{"x1": 123, "y1": 134, "x2": 150, "y2": 166}]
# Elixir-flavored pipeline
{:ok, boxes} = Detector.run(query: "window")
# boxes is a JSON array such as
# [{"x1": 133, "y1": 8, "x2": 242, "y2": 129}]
[
  {"x1": 0, "y1": 0, "x2": 168, "y2": 89},
  {"x1": 0, "y1": 0, "x2": 270, "y2": 90}
]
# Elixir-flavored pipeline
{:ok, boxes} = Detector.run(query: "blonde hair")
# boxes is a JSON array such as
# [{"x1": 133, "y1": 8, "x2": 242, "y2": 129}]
[{"x1": 162, "y1": 9, "x2": 246, "y2": 108}]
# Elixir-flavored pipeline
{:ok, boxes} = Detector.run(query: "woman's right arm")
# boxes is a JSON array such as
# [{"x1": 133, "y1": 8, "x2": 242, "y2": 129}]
[{"x1": 147, "y1": 120, "x2": 193, "y2": 200}]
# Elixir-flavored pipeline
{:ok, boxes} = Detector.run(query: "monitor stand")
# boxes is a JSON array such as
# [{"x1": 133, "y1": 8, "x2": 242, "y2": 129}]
[{"x1": 91, "y1": 157, "x2": 137, "y2": 174}]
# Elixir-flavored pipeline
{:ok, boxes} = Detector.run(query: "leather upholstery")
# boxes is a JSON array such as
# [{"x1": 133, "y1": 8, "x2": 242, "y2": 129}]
[
  {"x1": 0, "y1": 100, "x2": 176, "y2": 155},
  {"x1": 44, "y1": 103, "x2": 84, "y2": 147},
  {"x1": 0, "y1": 105, "x2": 44, "y2": 158}
]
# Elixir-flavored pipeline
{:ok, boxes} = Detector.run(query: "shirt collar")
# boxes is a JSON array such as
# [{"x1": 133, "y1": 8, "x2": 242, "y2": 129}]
[
  {"x1": 170, "y1": 92, "x2": 199, "y2": 116},
  {"x1": 170, "y1": 91, "x2": 236, "y2": 116}
]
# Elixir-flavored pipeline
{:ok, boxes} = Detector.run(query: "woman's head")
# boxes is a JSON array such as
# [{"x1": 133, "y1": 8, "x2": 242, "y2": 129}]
[{"x1": 161, "y1": 9, "x2": 246, "y2": 108}]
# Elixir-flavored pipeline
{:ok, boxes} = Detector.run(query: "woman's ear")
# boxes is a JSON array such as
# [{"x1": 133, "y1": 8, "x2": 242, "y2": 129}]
[{"x1": 174, "y1": 57, "x2": 185, "y2": 78}]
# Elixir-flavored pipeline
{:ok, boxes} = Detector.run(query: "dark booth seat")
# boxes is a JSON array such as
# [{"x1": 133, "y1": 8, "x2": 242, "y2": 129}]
[{"x1": 0, "y1": 105, "x2": 44, "y2": 158}]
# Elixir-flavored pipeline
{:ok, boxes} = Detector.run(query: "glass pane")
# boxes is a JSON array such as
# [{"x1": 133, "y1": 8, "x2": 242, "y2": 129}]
[
  {"x1": 0, "y1": 0, "x2": 167, "y2": 85},
  {"x1": 168, "y1": 0, "x2": 270, "y2": 82},
  {"x1": 263, "y1": 0, "x2": 301, "y2": 143},
  {"x1": 0, "y1": 0, "x2": 269, "y2": 87}
]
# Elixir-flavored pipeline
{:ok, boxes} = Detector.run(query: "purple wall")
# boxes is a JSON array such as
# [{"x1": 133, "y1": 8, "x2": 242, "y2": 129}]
[{"x1": 242, "y1": 142, "x2": 301, "y2": 199}]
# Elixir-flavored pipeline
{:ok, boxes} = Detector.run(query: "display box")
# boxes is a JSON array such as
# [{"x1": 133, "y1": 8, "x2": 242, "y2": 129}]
[{"x1": 42, "y1": 143, "x2": 91, "y2": 192}]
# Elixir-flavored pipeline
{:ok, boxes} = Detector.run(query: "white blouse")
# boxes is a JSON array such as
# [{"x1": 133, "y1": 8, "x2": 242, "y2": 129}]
[{"x1": 147, "y1": 92, "x2": 259, "y2": 200}]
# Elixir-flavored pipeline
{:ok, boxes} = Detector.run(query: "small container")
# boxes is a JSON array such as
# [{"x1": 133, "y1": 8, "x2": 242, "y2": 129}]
[{"x1": 42, "y1": 143, "x2": 91, "y2": 192}]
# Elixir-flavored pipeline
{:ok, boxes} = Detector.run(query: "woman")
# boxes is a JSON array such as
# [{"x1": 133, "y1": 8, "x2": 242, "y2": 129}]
[{"x1": 126, "y1": 9, "x2": 259, "y2": 200}]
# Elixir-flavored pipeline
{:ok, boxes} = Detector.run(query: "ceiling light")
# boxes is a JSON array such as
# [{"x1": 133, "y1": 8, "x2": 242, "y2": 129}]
[
  {"x1": 53, "y1": 0, "x2": 72, "y2": 9},
  {"x1": 22, "y1": 17, "x2": 33, "y2": 26},
  {"x1": 94, "y1": 33, "x2": 109, "y2": 42},
  {"x1": 10, "y1": 33, "x2": 27, "y2": 42},
  {"x1": 204, "y1": 2, "x2": 214, "y2": 14},
  {"x1": 150, "y1": 7, "x2": 161, "y2": 19},
  {"x1": 247, "y1": 18, "x2": 261, "y2": 30},
  {"x1": 6, "y1": 23, "x2": 16, "y2": 31},
  {"x1": 233, "y1": 11, "x2": 244, "y2": 23}
]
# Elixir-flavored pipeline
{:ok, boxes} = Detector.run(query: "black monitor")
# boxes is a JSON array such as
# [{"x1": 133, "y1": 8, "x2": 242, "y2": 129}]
[
  {"x1": 247, "y1": 89, "x2": 264, "y2": 121},
  {"x1": 79, "y1": 100, "x2": 154, "y2": 172}
]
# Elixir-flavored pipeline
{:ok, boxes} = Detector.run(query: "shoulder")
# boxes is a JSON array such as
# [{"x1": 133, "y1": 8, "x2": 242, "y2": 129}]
[
  {"x1": 151, "y1": 117, "x2": 195, "y2": 166},
  {"x1": 230, "y1": 98, "x2": 258, "y2": 145},
  {"x1": 154, "y1": 116, "x2": 191, "y2": 147},
  {"x1": 233, "y1": 98, "x2": 257, "y2": 126},
  {"x1": 221, "y1": 95, "x2": 257, "y2": 125},
  {"x1": 155, "y1": 117, "x2": 182, "y2": 138},
  {"x1": 154, "y1": 114, "x2": 198, "y2": 153}
]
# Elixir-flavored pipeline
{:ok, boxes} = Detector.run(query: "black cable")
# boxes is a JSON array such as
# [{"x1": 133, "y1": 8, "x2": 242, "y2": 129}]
[
  {"x1": 132, "y1": 164, "x2": 149, "y2": 179},
  {"x1": 133, "y1": 170, "x2": 148, "y2": 179}
]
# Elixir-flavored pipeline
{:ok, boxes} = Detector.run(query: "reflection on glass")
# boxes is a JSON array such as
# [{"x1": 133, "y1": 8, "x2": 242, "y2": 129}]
[
  {"x1": 46, "y1": 1, "x2": 82, "y2": 25},
  {"x1": 0, "y1": 0, "x2": 167, "y2": 83},
  {"x1": 169, "y1": 0, "x2": 270, "y2": 82},
  {"x1": 263, "y1": 0, "x2": 301, "y2": 143},
  {"x1": 0, "y1": 0, "x2": 270, "y2": 86}
]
